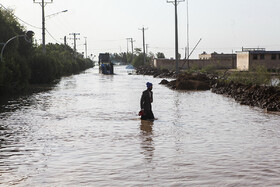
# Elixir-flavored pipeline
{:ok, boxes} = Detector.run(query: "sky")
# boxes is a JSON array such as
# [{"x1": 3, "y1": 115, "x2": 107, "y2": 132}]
[{"x1": 1, "y1": 0, "x2": 280, "y2": 60}]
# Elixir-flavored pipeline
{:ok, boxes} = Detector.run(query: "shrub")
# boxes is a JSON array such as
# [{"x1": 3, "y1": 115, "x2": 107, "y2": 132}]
[{"x1": 223, "y1": 66, "x2": 271, "y2": 86}]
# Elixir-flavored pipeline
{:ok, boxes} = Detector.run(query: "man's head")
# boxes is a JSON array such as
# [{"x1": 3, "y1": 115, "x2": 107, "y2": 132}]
[{"x1": 146, "y1": 82, "x2": 153, "y2": 90}]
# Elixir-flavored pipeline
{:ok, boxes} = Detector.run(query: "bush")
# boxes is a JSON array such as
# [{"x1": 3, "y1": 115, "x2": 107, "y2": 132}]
[
  {"x1": 223, "y1": 66, "x2": 271, "y2": 86},
  {"x1": 132, "y1": 53, "x2": 144, "y2": 68},
  {"x1": 29, "y1": 44, "x2": 94, "y2": 84},
  {"x1": 29, "y1": 54, "x2": 58, "y2": 83}
]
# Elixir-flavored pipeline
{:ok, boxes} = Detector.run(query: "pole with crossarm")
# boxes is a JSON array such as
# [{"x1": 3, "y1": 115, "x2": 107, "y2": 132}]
[
  {"x1": 167, "y1": 0, "x2": 185, "y2": 74},
  {"x1": 34, "y1": 0, "x2": 53, "y2": 54}
]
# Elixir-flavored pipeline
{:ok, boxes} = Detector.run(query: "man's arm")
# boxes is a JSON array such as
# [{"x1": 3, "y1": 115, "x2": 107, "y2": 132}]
[{"x1": 140, "y1": 92, "x2": 144, "y2": 109}]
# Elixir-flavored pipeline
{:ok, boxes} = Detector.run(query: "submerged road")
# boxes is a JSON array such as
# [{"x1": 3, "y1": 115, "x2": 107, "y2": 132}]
[{"x1": 0, "y1": 66, "x2": 280, "y2": 186}]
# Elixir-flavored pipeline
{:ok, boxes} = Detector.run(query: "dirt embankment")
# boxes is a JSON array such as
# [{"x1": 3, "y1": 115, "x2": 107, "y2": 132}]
[
  {"x1": 136, "y1": 66, "x2": 280, "y2": 112},
  {"x1": 160, "y1": 73, "x2": 215, "y2": 91},
  {"x1": 212, "y1": 82, "x2": 280, "y2": 112},
  {"x1": 136, "y1": 66, "x2": 216, "y2": 90},
  {"x1": 136, "y1": 66, "x2": 177, "y2": 78}
]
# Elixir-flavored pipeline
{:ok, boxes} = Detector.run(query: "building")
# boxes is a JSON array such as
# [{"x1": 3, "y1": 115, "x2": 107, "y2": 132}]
[
  {"x1": 153, "y1": 52, "x2": 236, "y2": 70},
  {"x1": 237, "y1": 48, "x2": 280, "y2": 71},
  {"x1": 199, "y1": 51, "x2": 236, "y2": 61}
]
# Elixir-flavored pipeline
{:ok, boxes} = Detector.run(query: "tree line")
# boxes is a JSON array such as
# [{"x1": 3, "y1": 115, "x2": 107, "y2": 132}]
[
  {"x1": 0, "y1": 7, "x2": 94, "y2": 96},
  {"x1": 110, "y1": 48, "x2": 166, "y2": 67}
]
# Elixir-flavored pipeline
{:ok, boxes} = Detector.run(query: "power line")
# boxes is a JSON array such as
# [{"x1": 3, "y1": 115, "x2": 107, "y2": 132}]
[
  {"x1": 92, "y1": 39, "x2": 126, "y2": 42},
  {"x1": 45, "y1": 28, "x2": 60, "y2": 43},
  {"x1": 47, "y1": 5, "x2": 73, "y2": 36},
  {"x1": 0, "y1": 3, "x2": 41, "y2": 29}
]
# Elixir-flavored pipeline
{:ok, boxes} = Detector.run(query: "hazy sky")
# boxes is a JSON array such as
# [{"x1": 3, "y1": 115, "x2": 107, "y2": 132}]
[{"x1": 1, "y1": 0, "x2": 280, "y2": 59}]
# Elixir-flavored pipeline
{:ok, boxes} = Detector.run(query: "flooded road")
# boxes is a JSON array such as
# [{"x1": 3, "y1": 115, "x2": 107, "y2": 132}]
[{"x1": 1, "y1": 66, "x2": 280, "y2": 186}]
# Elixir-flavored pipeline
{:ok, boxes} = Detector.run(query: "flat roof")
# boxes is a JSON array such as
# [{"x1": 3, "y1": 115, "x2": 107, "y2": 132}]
[{"x1": 237, "y1": 51, "x2": 280, "y2": 54}]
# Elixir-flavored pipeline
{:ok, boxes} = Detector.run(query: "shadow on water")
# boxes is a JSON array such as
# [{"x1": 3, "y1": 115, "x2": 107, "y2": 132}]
[
  {"x1": 0, "y1": 83, "x2": 55, "y2": 114},
  {"x1": 140, "y1": 120, "x2": 155, "y2": 162}
]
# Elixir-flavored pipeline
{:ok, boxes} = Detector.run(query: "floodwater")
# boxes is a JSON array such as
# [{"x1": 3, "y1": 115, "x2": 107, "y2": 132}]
[{"x1": 1, "y1": 66, "x2": 280, "y2": 186}]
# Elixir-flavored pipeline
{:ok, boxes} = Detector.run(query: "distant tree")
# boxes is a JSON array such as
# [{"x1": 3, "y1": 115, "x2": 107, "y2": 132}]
[
  {"x1": 156, "y1": 52, "x2": 165, "y2": 59},
  {"x1": 110, "y1": 52, "x2": 129, "y2": 64},
  {"x1": 132, "y1": 53, "x2": 144, "y2": 68},
  {"x1": 134, "y1": 48, "x2": 142, "y2": 55}
]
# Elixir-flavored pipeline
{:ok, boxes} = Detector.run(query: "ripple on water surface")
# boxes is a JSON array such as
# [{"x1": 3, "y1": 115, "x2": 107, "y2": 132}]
[{"x1": 1, "y1": 66, "x2": 280, "y2": 186}]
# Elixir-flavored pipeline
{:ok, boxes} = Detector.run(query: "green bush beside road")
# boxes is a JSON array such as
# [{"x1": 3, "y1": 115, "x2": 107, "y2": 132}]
[{"x1": 0, "y1": 7, "x2": 94, "y2": 96}]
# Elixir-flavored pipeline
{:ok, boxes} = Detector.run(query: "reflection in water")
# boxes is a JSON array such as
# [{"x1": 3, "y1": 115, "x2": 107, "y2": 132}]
[
  {"x1": 0, "y1": 66, "x2": 280, "y2": 186},
  {"x1": 140, "y1": 120, "x2": 154, "y2": 162}
]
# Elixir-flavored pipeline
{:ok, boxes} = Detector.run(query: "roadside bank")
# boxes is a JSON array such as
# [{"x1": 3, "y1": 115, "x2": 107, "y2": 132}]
[
  {"x1": 212, "y1": 82, "x2": 280, "y2": 112},
  {"x1": 136, "y1": 66, "x2": 280, "y2": 112}
]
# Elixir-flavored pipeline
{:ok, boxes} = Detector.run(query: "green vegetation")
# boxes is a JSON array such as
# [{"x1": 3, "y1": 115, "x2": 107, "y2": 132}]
[
  {"x1": 131, "y1": 48, "x2": 155, "y2": 68},
  {"x1": 111, "y1": 52, "x2": 128, "y2": 64},
  {"x1": 111, "y1": 49, "x2": 166, "y2": 68},
  {"x1": 156, "y1": 52, "x2": 165, "y2": 59},
  {"x1": 30, "y1": 44, "x2": 93, "y2": 84},
  {"x1": 184, "y1": 63, "x2": 279, "y2": 86},
  {"x1": 216, "y1": 66, "x2": 278, "y2": 86},
  {"x1": 0, "y1": 7, "x2": 94, "y2": 96},
  {"x1": 184, "y1": 65, "x2": 200, "y2": 74},
  {"x1": 132, "y1": 53, "x2": 145, "y2": 67}
]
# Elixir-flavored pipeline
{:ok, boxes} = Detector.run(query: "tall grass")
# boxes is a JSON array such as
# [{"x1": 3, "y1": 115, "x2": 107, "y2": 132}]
[{"x1": 223, "y1": 66, "x2": 272, "y2": 86}]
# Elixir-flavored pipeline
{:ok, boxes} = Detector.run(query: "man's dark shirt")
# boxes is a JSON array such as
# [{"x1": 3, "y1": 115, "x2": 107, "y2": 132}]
[{"x1": 140, "y1": 89, "x2": 153, "y2": 111}]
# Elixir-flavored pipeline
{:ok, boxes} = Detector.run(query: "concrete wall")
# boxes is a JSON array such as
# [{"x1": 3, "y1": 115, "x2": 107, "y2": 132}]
[
  {"x1": 237, "y1": 52, "x2": 249, "y2": 71},
  {"x1": 249, "y1": 54, "x2": 280, "y2": 70},
  {"x1": 153, "y1": 58, "x2": 236, "y2": 70},
  {"x1": 199, "y1": 53, "x2": 236, "y2": 60},
  {"x1": 237, "y1": 52, "x2": 280, "y2": 71}
]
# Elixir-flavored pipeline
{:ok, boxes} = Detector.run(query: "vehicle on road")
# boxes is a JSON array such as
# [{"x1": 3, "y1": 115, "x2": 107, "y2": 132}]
[{"x1": 98, "y1": 53, "x2": 114, "y2": 75}]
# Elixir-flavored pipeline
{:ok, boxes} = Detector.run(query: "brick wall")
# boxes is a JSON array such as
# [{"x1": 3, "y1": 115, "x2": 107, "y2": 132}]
[{"x1": 153, "y1": 58, "x2": 236, "y2": 70}]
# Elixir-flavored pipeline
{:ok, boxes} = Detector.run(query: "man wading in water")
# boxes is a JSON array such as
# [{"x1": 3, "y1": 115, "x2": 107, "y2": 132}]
[{"x1": 140, "y1": 82, "x2": 155, "y2": 120}]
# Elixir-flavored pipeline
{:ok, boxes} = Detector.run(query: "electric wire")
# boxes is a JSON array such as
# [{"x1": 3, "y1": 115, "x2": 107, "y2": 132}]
[
  {"x1": 47, "y1": 6, "x2": 73, "y2": 36},
  {"x1": 1, "y1": 3, "x2": 66, "y2": 45},
  {"x1": 0, "y1": 3, "x2": 41, "y2": 30},
  {"x1": 46, "y1": 29, "x2": 60, "y2": 43}
]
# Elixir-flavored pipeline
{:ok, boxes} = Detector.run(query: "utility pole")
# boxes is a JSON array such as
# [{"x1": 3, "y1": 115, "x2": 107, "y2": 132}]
[
  {"x1": 60, "y1": 36, "x2": 67, "y2": 45},
  {"x1": 130, "y1": 38, "x2": 135, "y2": 64},
  {"x1": 186, "y1": 0, "x2": 190, "y2": 68},
  {"x1": 84, "y1": 37, "x2": 88, "y2": 58},
  {"x1": 69, "y1": 33, "x2": 80, "y2": 52},
  {"x1": 139, "y1": 27, "x2": 148, "y2": 65},
  {"x1": 34, "y1": 0, "x2": 53, "y2": 54},
  {"x1": 64, "y1": 36, "x2": 67, "y2": 45},
  {"x1": 126, "y1": 38, "x2": 131, "y2": 63},
  {"x1": 167, "y1": 0, "x2": 185, "y2": 74},
  {"x1": 126, "y1": 38, "x2": 135, "y2": 64}
]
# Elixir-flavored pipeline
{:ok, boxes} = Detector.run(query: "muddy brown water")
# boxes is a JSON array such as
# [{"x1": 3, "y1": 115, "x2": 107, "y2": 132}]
[{"x1": 0, "y1": 66, "x2": 280, "y2": 186}]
